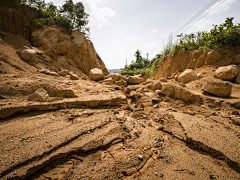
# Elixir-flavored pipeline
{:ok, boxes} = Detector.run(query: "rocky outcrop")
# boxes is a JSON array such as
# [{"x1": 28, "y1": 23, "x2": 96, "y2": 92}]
[
  {"x1": 31, "y1": 26, "x2": 108, "y2": 76},
  {"x1": 201, "y1": 79, "x2": 232, "y2": 97}
]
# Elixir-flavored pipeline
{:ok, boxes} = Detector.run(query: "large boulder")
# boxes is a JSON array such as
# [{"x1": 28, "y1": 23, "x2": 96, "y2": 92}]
[
  {"x1": 215, "y1": 65, "x2": 238, "y2": 80},
  {"x1": 205, "y1": 51, "x2": 221, "y2": 65},
  {"x1": 201, "y1": 79, "x2": 232, "y2": 97},
  {"x1": 157, "y1": 82, "x2": 201, "y2": 103},
  {"x1": 21, "y1": 49, "x2": 37, "y2": 62},
  {"x1": 178, "y1": 69, "x2": 197, "y2": 84},
  {"x1": 128, "y1": 75, "x2": 145, "y2": 85},
  {"x1": 28, "y1": 88, "x2": 49, "y2": 102},
  {"x1": 90, "y1": 68, "x2": 104, "y2": 81}
]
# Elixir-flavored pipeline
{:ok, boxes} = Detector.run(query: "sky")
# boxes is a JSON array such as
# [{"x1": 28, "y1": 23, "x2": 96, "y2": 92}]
[{"x1": 47, "y1": 0, "x2": 240, "y2": 69}]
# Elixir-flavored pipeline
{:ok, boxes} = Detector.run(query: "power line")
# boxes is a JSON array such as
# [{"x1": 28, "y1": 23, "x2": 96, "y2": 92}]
[
  {"x1": 173, "y1": 0, "x2": 217, "y2": 36},
  {"x1": 147, "y1": 0, "x2": 221, "y2": 56},
  {"x1": 180, "y1": 0, "x2": 226, "y2": 34}
]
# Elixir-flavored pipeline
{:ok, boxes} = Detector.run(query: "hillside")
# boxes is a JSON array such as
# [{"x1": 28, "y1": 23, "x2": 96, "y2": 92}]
[{"x1": 0, "y1": 1, "x2": 240, "y2": 180}]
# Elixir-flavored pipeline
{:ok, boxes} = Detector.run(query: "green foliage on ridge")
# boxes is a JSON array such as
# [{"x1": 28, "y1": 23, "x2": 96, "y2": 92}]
[
  {"x1": 121, "y1": 17, "x2": 240, "y2": 77},
  {"x1": 13, "y1": 0, "x2": 90, "y2": 35}
]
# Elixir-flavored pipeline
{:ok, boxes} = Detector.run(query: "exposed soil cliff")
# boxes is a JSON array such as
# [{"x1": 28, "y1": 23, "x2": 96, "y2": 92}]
[
  {"x1": 0, "y1": 0, "x2": 109, "y2": 77},
  {"x1": 154, "y1": 46, "x2": 240, "y2": 79}
]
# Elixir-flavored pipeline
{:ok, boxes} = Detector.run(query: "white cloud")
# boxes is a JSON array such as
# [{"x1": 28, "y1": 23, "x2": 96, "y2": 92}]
[
  {"x1": 151, "y1": 29, "x2": 158, "y2": 33},
  {"x1": 82, "y1": 0, "x2": 116, "y2": 28},
  {"x1": 121, "y1": 38, "x2": 133, "y2": 44},
  {"x1": 121, "y1": 36, "x2": 141, "y2": 44}
]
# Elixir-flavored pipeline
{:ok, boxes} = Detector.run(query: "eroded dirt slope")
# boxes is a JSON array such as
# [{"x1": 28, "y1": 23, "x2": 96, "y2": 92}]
[{"x1": 0, "y1": 33, "x2": 240, "y2": 180}]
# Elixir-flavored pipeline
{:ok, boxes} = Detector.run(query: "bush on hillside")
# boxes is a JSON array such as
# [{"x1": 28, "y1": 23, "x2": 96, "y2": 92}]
[{"x1": 13, "y1": 0, "x2": 90, "y2": 35}]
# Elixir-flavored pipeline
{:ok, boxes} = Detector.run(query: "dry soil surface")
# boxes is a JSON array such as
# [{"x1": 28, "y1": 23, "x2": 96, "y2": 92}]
[{"x1": 0, "y1": 37, "x2": 240, "y2": 180}]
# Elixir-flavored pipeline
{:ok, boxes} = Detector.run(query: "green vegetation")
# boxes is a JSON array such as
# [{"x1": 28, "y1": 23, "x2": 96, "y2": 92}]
[
  {"x1": 13, "y1": 0, "x2": 90, "y2": 35},
  {"x1": 121, "y1": 17, "x2": 240, "y2": 77}
]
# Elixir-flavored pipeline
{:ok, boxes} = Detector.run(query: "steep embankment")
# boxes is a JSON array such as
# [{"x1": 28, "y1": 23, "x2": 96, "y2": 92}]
[
  {"x1": 154, "y1": 46, "x2": 240, "y2": 79},
  {"x1": 0, "y1": 0, "x2": 109, "y2": 77}
]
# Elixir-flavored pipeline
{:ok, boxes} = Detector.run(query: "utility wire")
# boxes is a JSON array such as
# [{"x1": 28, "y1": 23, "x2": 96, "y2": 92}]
[
  {"x1": 173, "y1": 0, "x2": 217, "y2": 36},
  {"x1": 147, "y1": 0, "x2": 220, "y2": 56},
  {"x1": 179, "y1": 0, "x2": 226, "y2": 34}
]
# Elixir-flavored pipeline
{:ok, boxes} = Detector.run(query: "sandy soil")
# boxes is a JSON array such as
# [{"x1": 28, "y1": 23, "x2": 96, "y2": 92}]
[{"x1": 0, "y1": 35, "x2": 240, "y2": 180}]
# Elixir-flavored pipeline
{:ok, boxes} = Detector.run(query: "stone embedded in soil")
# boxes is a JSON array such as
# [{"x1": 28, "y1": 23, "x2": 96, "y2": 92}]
[{"x1": 201, "y1": 79, "x2": 232, "y2": 97}]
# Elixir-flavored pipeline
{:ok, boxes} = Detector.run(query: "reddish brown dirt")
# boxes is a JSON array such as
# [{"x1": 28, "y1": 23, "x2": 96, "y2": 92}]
[{"x1": 0, "y1": 33, "x2": 240, "y2": 180}]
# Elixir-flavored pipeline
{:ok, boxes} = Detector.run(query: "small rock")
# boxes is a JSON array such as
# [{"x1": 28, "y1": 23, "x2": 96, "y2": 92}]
[
  {"x1": 197, "y1": 73, "x2": 203, "y2": 79},
  {"x1": 145, "y1": 79, "x2": 152, "y2": 84},
  {"x1": 115, "y1": 79, "x2": 127, "y2": 86},
  {"x1": 49, "y1": 72, "x2": 59, "y2": 77},
  {"x1": 39, "y1": 69, "x2": 50, "y2": 75},
  {"x1": 152, "y1": 82, "x2": 162, "y2": 91},
  {"x1": 156, "y1": 124, "x2": 163, "y2": 130},
  {"x1": 103, "y1": 78, "x2": 113, "y2": 84},
  {"x1": 70, "y1": 73, "x2": 79, "y2": 80},
  {"x1": 178, "y1": 82, "x2": 186, "y2": 87},
  {"x1": 21, "y1": 49, "x2": 37, "y2": 62},
  {"x1": 28, "y1": 88, "x2": 49, "y2": 102},
  {"x1": 59, "y1": 70, "x2": 69, "y2": 76},
  {"x1": 160, "y1": 78, "x2": 168, "y2": 82},
  {"x1": 137, "y1": 155, "x2": 143, "y2": 160},
  {"x1": 153, "y1": 104, "x2": 159, "y2": 108},
  {"x1": 152, "y1": 97, "x2": 160, "y2": 103}
]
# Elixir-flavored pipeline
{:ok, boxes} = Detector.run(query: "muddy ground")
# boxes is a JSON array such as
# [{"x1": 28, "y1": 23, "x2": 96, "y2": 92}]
[{"x1": 0, "y1": 36, "x2": 240, "y2": 180}]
